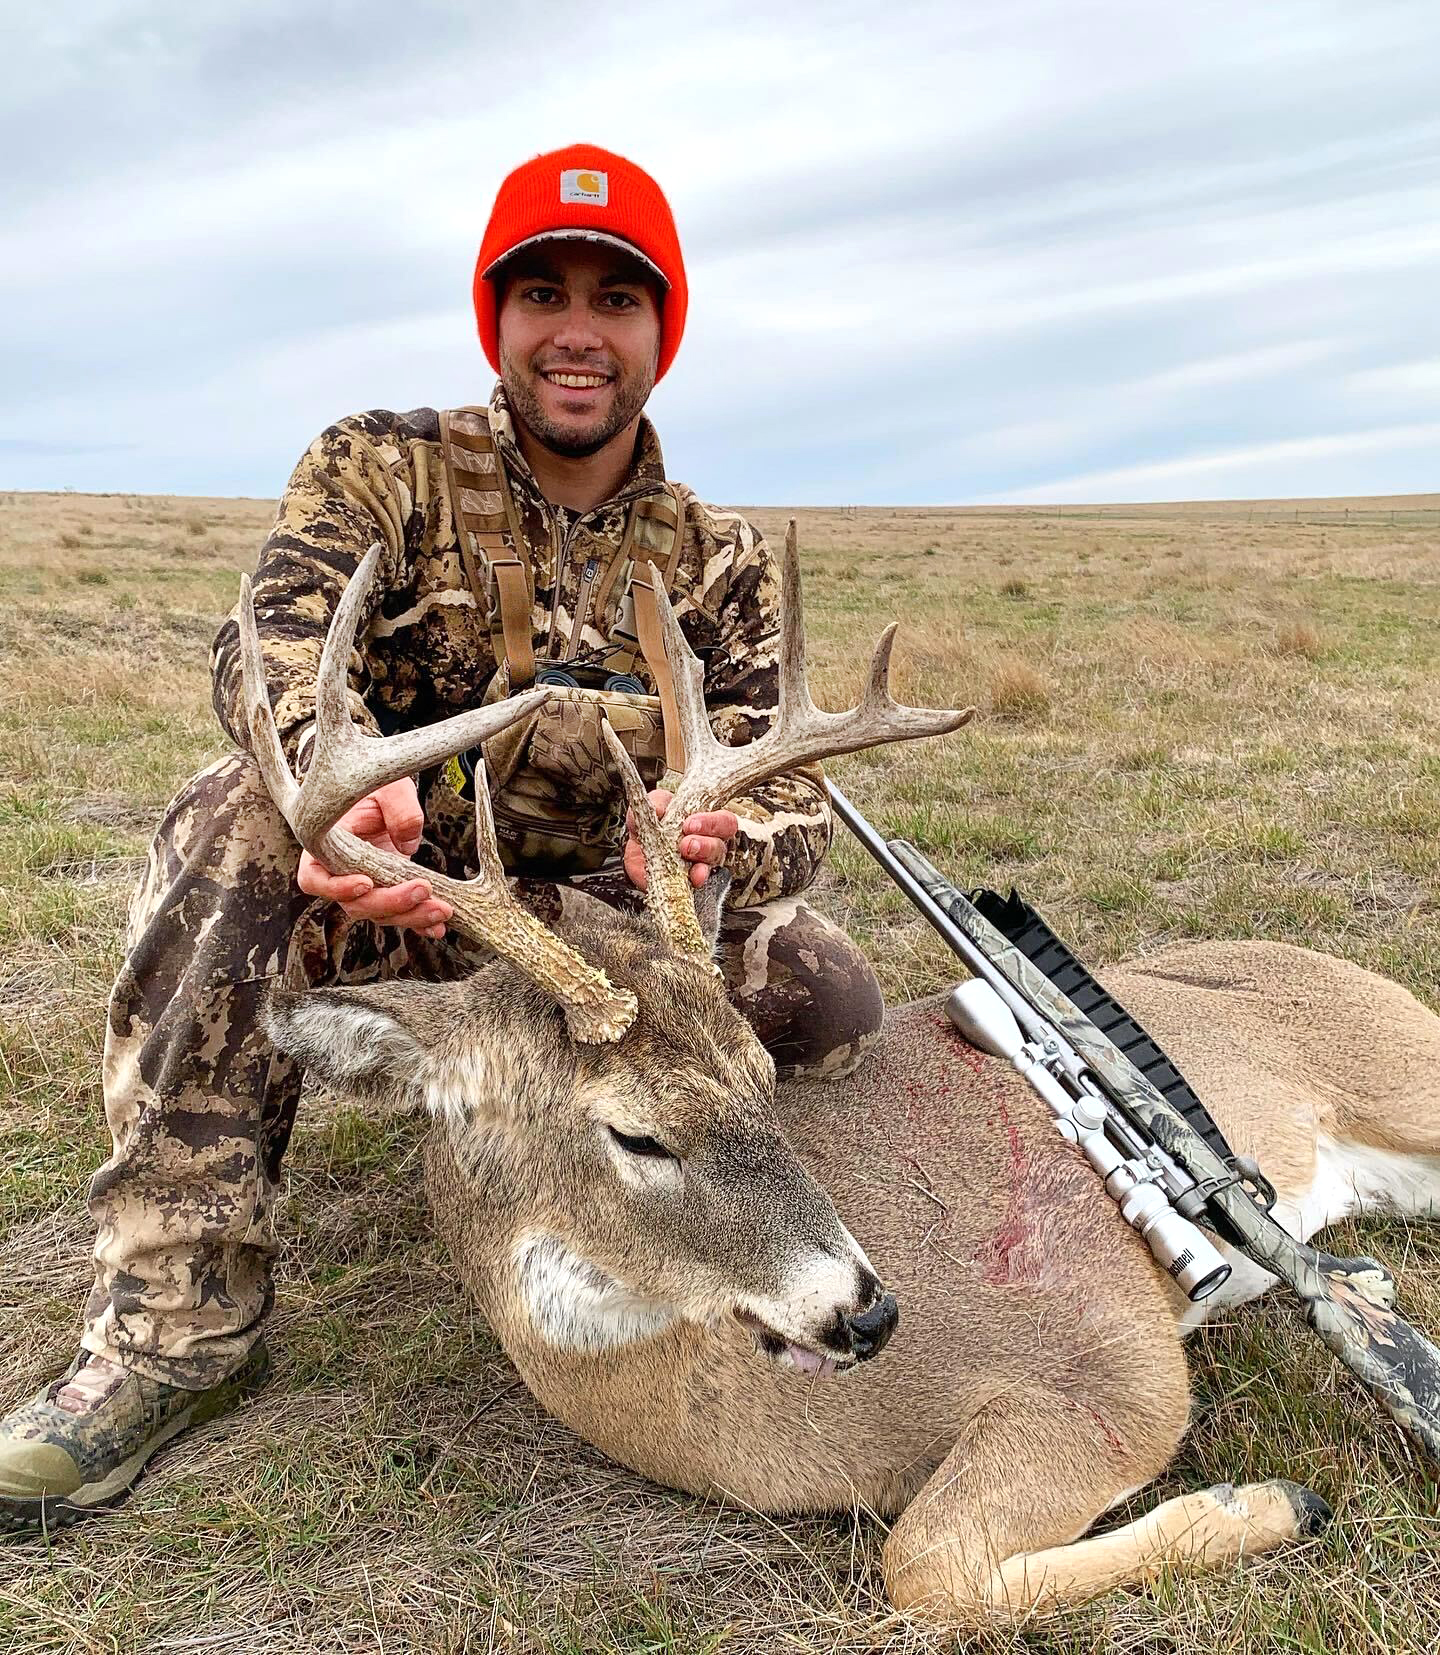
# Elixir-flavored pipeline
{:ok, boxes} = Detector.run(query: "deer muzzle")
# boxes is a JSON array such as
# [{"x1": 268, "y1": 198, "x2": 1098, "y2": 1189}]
[{"x1": 734, "y1": 1257, "x2": 900, "y2": 1377}]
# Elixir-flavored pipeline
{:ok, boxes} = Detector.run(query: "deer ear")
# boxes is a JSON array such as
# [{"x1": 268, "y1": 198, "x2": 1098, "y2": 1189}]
[
  {"x1": 264, "y1": 977, "x2": 572, "y2": 1125},
  {"x1": 263, "y1": 982, "x2": 440, "y2": 1110},
  {"x1": 692, "y1": 868, "x2": 732, "y2": 957}
]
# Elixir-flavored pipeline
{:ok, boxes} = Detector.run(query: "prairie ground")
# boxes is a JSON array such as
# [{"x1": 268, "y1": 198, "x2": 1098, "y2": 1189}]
[{"x1": 1, "y1": 488, "x2": 1439, "y2": 1653}]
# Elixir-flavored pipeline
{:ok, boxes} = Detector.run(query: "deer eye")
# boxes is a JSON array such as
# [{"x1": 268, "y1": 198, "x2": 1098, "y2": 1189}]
[{"x1": 607, "y1": 1125, "x2": 676, "y2": 1160}]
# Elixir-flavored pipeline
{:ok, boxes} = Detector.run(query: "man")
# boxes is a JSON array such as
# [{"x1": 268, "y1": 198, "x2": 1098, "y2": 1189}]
[{"x1": 0, "y1": 145, "x2": 884, "y2": 1533}]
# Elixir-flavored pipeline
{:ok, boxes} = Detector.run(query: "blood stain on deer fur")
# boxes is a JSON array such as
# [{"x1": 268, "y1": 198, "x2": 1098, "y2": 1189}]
[
  {"x1": 932, "y1": 1011, "x2": 987, "y2": 1075},
  {"x1": 973, "y1": 1101, "x2": 1043, "y2": 1286}
]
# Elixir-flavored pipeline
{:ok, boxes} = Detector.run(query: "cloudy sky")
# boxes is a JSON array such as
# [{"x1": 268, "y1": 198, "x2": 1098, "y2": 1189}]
[{"x1": 4, "y1": 1, "x2": 1438, "y2": 504}]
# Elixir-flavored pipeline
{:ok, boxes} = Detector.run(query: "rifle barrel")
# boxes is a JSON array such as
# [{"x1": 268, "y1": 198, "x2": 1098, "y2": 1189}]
[{"x1": 826, "y1": 783, "x2": 982, "y2": 967}]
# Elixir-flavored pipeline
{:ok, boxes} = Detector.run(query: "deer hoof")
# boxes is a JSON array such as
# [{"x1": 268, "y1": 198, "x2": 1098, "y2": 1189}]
[{"x1": 1271, "y1": 1478, "x2": 1334, "y2": 1537}]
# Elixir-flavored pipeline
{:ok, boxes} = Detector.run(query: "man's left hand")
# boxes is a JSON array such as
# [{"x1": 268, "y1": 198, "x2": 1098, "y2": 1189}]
[{"x1": 624, "y1": 788, "x2": 739, "y2": 890}]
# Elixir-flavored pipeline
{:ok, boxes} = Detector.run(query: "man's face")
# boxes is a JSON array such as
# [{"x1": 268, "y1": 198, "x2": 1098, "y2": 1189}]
[{"x1": 497, "y1": 242, "x2": 662, "y2": 460}]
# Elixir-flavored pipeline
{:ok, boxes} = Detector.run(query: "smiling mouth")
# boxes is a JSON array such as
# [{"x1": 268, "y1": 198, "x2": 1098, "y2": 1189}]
[
  {"x1": 542, "y1": 370, "x2": 612, "y2": 391},
  {"x1": 734, "y1": 1308, "x2": 854, "y2": 1379}
]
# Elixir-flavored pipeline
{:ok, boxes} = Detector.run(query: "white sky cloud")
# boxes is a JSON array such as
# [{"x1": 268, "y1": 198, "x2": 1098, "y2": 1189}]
[
  {"x1": 1346, "y1": 358, "x2": 1440, "y2": 399},
  {"x1": 996, "y1": 423, "x2": 1440, "y2": 504},
  {"x1": 2, "y1": 0, "x2": 1438, "y2": 502}
]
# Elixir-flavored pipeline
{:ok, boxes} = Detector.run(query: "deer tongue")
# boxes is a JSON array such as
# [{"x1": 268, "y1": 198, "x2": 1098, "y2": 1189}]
[
  {"x1": 783, "y1": 1344, "x2": 841, "y2": 1378},
  {"x1": 736, "y1": 1307, "x2": 845, "y2": 1378}
]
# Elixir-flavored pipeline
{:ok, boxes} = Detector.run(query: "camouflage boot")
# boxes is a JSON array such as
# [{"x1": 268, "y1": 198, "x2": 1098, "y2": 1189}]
[{"x1": 0, "y1": 1342, "x2": 271, "y2": 1537}]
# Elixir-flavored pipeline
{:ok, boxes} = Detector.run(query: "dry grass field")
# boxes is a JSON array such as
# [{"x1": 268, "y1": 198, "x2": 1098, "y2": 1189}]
[{"x1": 1, "y1": 487, "x2": 1439, "y2": 1653}]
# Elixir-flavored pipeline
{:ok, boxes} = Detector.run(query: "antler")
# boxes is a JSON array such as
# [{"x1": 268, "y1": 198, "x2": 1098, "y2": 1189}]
[
  {"x1": 616, "y1": 520, "x2": 977, "y2": 957},
  {"x1": 239, "y1": 543, "x2": 638, "y2": 1043}
]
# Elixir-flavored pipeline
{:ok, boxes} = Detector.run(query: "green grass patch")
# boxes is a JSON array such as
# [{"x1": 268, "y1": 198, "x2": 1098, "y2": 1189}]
[{"x1": 1, "y1": 494, "x2": 1438, "y2": 1651}]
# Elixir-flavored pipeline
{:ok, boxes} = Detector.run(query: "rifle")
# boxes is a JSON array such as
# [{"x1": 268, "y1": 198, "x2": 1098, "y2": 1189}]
[{"x1": 829, "y1": 781, "x2": 1440, "y2": 1467}]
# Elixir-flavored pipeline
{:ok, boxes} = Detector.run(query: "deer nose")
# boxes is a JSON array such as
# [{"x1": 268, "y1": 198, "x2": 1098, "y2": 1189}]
[{"x1": 844, "y1": 1291, "x2": 899, "y2": 1361}]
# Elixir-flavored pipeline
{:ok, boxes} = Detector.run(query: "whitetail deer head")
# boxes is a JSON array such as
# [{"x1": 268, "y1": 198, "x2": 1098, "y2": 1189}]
[{"x1": 250, "y1": 528, "x2": 972, "y2": 1374}]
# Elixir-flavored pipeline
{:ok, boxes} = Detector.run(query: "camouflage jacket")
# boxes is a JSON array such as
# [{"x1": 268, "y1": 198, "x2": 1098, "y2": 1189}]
[{"x1": 211, "y1": 390, "x2": 831, "y2": 906}]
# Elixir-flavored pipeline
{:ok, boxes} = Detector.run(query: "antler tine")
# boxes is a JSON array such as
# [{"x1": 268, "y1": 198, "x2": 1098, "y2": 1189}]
[
  {"x1": 279, "y1": 544, "x2": 553, "y2": 844},
  {"x1": 652, "y1": 520, "x2": 976, "y2": 834},
  {"x1": 643, "y1": 556, "x2": 712, "y2": 784},
  {"x1": 776, "y1": 519, "x2": 817, "y2": 727},
  {"x1": 239, "y1": 547, "x2": 637, "y2": 1044},
  {"x1": 600, "y1": 720, "x2": 710, "y2": 961},
  {"x1": 463, "y1": 748, "x2": 639, "y2": 1042},
  {"x1": 863, "y1": 623, "x2": 900, "y2": 711},
  {"x1": 239, "y1": 570, "x2": 302, "y2": 825}
]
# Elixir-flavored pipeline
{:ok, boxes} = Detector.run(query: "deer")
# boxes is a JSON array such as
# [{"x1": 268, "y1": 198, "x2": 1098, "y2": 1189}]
[{"x1": 242, "y1": 531, "x2": 1440, "y2": 1630}]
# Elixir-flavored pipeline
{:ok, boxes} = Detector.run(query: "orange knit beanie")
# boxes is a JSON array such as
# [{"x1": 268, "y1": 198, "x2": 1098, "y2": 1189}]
[{"x1": 474, "y1": 145, "x2": 688, "y2": 382}]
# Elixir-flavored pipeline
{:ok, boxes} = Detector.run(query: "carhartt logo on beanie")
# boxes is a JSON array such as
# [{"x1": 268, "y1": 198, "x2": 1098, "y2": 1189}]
[
  {"x1": 474, "y1": 145, "x2": 688, "y2": 382},
  {"x1": 560, "y1": 168, "x2": 607, "y2": 205}
]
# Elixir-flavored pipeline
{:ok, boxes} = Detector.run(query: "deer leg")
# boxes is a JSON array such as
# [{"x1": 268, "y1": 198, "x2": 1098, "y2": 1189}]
[
  {"x1": 882, "y1": 1389, "x2": 1329, "y2": 1629},
  {"x1": 1300, "y1": 973, "x2": 1440, "y2": 1226},
  {"x1": 1267, "y1": 1094, "x2": 1440, "y2": 1244},
  {"x1": 1298, "y1": 1134, "x2": 1440, "y2": 1232}
]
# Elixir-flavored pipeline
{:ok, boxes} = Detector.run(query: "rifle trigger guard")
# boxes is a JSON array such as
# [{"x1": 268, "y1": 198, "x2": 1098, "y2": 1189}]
[
  {"x1": 1184, "y1": 1157, "x2": 1278, "y2": 1219},
  {"x1": 1232, "y1": 1154, "x2": 1278, "y2": 1211}
]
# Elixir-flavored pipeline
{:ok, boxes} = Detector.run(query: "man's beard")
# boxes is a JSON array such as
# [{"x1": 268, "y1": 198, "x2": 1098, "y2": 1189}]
[{"x1": 501, "y1": 350, "x2": 654, "y2": 459}]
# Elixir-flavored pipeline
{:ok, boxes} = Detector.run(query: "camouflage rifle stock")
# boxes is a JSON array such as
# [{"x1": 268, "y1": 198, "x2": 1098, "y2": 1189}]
[{"x1": 828, "y1": 782, "x2": 1440, "y2": 1468}]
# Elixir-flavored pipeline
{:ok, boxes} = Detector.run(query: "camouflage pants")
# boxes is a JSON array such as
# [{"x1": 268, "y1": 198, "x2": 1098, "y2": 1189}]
[{"x1": 82, "y1": 751, "x2": 884, "y2": 1389}]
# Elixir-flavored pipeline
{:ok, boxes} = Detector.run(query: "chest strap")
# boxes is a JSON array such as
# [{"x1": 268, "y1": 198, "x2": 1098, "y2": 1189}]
[
  {"x1": 439, "y1": 406, "x2": 537, "y2": 686},
  {"x1": 631, "y1": 573, "x2": 685, "y2": 772},
  {"x1": 439, "y1": 404, "x2": 688, "y2": 768}
]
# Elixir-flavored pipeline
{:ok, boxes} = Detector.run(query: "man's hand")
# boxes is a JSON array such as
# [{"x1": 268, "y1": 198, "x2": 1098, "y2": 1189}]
[
  {"x1": 296, "y1": 777, "x2": 454, "y2": 938},
  {"x1": 624, "y1": 788, "x2": 739, "y2": 890}
]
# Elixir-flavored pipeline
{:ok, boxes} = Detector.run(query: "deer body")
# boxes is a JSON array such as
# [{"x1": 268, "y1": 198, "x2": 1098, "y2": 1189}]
[
  {"x1": 424, "y1": 932, "x2": 1440, "y2": 1517},
  {"x1": 425, "y1": 976, "x2": 1183, "y2": 1517},
  {"x1": 248, "y1": 535, "x2": 1440, "y2": 1625}
]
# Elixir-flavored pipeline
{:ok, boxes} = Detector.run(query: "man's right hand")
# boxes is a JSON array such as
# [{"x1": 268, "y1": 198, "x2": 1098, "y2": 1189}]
[{"x1": 296, "y1": 777, "x2": 454, "y2": 938}]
